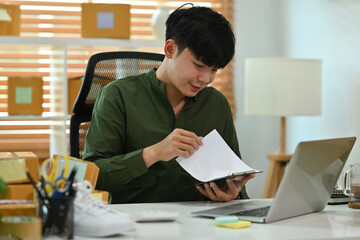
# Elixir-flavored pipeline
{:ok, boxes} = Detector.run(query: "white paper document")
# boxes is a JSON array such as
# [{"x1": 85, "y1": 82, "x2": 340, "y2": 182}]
[{"x1": 176, "y1": 129, "x2": 261, "y2": 182}]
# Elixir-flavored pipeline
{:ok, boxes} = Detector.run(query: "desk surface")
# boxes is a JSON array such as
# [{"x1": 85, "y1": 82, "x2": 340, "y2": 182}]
[{"x1": 77, "y1": 200, "x2": 360, "y2": 240}]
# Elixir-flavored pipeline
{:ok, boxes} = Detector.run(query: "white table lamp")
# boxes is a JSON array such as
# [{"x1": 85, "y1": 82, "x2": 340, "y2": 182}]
[{"x1": 244, "y1": 58, "x2": 322, "y2": 197}]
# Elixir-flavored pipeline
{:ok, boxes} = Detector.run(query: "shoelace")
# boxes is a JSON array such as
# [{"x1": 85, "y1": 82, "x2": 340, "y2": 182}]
[
  {"x1": 74, "y1": 180, "x2": 133, "y2": 219},
  {"x1": 74, "y1": 180, "x2": 112, "y2": 216}
]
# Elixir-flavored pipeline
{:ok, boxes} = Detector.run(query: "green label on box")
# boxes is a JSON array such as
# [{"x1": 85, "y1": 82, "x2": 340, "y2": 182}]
[{"x1": 15, "y1": 87, "x2": 32, "y2": 104}]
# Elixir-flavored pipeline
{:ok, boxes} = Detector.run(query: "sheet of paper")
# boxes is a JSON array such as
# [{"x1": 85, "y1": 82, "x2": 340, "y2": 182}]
[{"x1": 176, "y1": 129, "x2": 259, "y2": 182}]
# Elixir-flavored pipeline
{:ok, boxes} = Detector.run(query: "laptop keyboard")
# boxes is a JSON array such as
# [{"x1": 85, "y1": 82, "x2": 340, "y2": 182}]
[{"x1": 231, "y1": 206, "x2": 271, "y2": 217}]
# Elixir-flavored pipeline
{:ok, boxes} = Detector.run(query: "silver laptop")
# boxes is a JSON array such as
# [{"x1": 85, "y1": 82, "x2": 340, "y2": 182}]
[{"x1": 192, "y1": 137, "x2": 356, "y2": 223}]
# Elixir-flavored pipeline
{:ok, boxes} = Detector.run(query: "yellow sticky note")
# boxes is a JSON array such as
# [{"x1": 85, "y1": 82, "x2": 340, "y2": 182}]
[
  {"x1": 0, "y1": 158, "x2": 27, "y2": 182},
  {"x1": 215, "y1": 220, "x2": 251, "y2": 229}
]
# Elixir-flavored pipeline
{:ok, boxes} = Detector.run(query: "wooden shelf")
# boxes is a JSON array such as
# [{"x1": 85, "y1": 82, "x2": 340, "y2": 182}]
[
  {"x1": 0, "y1": 36, "x2": 162, "y2": 157},
  {"x1": 0, "y1": 36, "x2": 163, "y2": 48},
  {"x1": 0, "y1": 112, "x2": 69, "y2": 120}
]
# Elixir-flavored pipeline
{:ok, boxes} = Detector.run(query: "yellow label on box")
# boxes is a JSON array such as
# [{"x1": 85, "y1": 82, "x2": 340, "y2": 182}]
[{"x1": 0, "y1": 158, "x2": 26, "y2": 182}]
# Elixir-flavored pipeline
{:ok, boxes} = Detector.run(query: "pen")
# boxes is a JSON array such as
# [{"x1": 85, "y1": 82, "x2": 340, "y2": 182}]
[
  {"x1": 67, "y1": 167, "x2": 77, "y2": 197},
  {"x1": 26, "y1": 170, "x2": 51, "y2": 211},
  {"x1": 57, "y1": 167, "x2": 77, "y2": 233},
  {"x1": 40, "y1": 176, "x2": 51, "y2": 206}
]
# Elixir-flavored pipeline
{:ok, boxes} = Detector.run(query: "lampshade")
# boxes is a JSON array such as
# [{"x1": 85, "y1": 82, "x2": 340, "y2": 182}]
[
  {"x1": 0, "y1": 8, "x2": 11, "y2": 22},
  {"x1": 244, "y1": 58, "x2": 322, "y2": 116}
]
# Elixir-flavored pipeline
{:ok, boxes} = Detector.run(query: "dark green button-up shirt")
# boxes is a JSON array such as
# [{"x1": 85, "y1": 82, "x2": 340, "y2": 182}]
[{"x1": 83, "y1": 69, "x2": 249, "y2": 203}]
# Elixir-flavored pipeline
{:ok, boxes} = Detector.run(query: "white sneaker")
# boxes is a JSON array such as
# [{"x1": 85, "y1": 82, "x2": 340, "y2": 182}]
[{"x1": 73, "y1": 180, "x2": 135, "y2": 237}]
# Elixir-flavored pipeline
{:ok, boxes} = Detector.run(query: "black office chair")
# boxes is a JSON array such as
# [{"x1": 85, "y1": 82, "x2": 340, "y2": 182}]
[{"x1": 69, "y1": 51, "x2": 165, "y2": 158}]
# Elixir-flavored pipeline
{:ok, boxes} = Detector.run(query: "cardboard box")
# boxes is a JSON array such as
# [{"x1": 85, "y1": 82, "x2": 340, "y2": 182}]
[
  {"x1": 1, "y1": 184, "x2": 34, "y2": 200},
  {"x1": 0, "y1": 152, "x2": 39, "y2": 184},
  {"x1": 52, "y1": 155, "x2": 109, "y2": 201},
  {"x1": 0, "y1": 3, "x2": 20, "y2": 36},
  {"x1": 68, "y1": 156, "x2": 100, "y2": 187},
  {"x1": 81, "y1": 3, "x2": 130, "y2": 39},
  {"x1": 68, "y1": 77, "x2": 83, "y2": 115},
  {"x1": 0, "y1": 203, "x2": 37, "y2": 217},
  {"x1": 7, "y1": 77, "x2": 43, "y2": 115},
  {"x1": 53, "y1": 155, "x2": 100, "y2": 187},
  {"x1": 92, "y1": 190, "x2": 109, "y2": 202},
  {"x1": 0, "y1": 216, "x2": 41, "y2": 239}
]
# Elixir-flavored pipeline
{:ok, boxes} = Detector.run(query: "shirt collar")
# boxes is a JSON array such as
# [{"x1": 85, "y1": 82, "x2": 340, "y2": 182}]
[{"x1": 147, "y1": 68, "x2": 198, "y2": 102}]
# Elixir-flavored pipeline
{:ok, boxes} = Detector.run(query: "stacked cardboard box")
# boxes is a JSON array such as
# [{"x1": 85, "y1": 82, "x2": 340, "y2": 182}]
[
  {"x1": 0, "y1": 153, "x2": 109, "y2": 217},
  {"x1": 0, "y1": 152, "x2": 39, "y2": 217},
  {"x1": 65, "y1": 156, "x2": 109, "y2": 202}
]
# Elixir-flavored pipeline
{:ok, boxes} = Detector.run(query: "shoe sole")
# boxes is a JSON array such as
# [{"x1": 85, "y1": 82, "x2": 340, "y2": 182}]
[{"x1": 75, "y1": 222, "x2": 134, "y2": 237}]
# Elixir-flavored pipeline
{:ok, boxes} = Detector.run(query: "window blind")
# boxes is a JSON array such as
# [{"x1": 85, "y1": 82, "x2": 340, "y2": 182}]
[{"x1": 0, "y1": 0, "x2": 234, "y2": 159}]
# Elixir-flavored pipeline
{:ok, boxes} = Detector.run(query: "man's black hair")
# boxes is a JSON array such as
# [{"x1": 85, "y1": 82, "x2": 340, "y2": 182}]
[{"x1": 165, "y1": 5, "x2": 235, "y2": 69}]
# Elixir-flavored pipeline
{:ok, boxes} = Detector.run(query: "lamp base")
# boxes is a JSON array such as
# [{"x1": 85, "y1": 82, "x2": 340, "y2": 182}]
[{"x1": 262, "y1": 153, "x2": 292, "y2": 198}]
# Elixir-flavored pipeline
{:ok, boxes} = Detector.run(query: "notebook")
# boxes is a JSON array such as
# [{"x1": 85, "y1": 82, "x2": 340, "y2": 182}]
[{"x1": 192, "y1": 137, "x2": 356, "y2": 223}]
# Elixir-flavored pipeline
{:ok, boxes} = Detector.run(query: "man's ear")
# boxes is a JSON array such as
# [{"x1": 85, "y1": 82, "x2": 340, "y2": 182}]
[{"x1": 164, "y1": 39, "x2": 177, "y2": 59}]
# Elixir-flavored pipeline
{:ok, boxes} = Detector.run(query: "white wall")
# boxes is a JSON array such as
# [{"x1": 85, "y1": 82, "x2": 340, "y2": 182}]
[
  {"x1": 283, "y1": 1, "x2": 360, "y2": 173},
  {"x1": 234, "y1": 0, "x2": 360, "y2": 198},
  {"x1": 234, "y1": 0, "x2": 283, "y2": 198}
]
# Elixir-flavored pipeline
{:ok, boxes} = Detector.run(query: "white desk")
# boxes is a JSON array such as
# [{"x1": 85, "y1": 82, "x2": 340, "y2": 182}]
[{"x1": 78, "y1": 200, "x2": 360, "y2": 240}]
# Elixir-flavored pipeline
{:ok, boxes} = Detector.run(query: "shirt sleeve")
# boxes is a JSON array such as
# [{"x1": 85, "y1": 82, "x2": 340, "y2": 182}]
[{"x1": 83, "y1": 87, "x2": 148, "y2": 191}]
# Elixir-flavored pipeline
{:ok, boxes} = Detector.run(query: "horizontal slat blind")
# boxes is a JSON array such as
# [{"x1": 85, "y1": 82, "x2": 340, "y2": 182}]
[{"x1": 0, "y1": 0, "x2": 234, "y2": 160}]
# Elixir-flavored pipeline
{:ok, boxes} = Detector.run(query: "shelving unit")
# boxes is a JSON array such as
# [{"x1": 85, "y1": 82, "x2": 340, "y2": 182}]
[
  {"x1": 0, "y1": 36, "x2": 164, "y2": 48},
  {"x1": 0, "y1": 36, "x2": 162, "y2": 158}
]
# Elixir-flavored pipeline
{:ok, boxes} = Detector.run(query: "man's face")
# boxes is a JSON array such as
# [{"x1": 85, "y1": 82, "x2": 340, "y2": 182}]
[{"x1": 169, "y1": 48, "x2": 218, "y2": 98}]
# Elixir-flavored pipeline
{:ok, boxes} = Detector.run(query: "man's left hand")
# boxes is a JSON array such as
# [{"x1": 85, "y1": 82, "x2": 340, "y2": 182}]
[{"x1": 196, "y1": 174, "x2": 255, "y2": 202}]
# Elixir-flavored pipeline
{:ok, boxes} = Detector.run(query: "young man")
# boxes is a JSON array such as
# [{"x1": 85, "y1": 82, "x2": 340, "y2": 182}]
[{"x1": 83, "y1": 6, "x2": 254, "y2": 204}]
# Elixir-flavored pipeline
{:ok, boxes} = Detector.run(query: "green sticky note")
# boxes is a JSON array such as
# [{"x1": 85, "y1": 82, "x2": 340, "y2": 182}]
[{"x1": 15, "y1": 87, "x2": 32, "y2": 104}]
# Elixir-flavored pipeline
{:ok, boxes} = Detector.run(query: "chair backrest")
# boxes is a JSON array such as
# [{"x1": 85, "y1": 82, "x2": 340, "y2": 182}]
[{"x1": 69, "y1": 51, "x2": 165, "y2": 158}]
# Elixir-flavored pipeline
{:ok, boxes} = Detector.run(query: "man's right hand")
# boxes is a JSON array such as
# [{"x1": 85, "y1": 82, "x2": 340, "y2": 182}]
[{"x1": 142, "y1": 128, "x2": 203, "y2": 167}]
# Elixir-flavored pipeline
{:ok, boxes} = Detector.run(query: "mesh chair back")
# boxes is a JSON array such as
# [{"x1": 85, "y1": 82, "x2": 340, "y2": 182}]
[{"x1": 70, "y1": 51, "x2": 164, "y2": 158}]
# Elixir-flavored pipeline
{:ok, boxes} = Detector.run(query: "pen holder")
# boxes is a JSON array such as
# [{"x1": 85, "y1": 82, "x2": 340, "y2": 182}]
[{"x1": 39, "y1": 195, "x2": 75, "y2": 239}]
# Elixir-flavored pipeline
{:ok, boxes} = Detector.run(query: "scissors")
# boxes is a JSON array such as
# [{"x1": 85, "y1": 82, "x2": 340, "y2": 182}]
[{"x1": 40, "y1": 154, "x2": 70, "y2": 197}]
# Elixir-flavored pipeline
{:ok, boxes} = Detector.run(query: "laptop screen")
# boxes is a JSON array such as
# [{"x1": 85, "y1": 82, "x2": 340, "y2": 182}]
[{"x1": 267, "y1": 137, "x2": 356, "y2": 222}]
